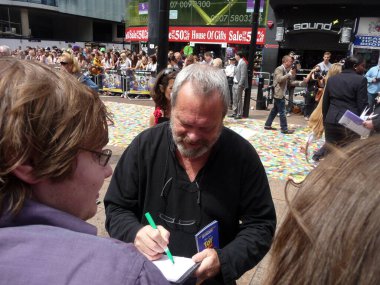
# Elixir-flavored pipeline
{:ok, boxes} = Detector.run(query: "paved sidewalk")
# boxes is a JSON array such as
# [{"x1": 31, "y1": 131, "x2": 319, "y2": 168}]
[{"x1": 88, "y1": 96, "x2": 310, "y2": 285}]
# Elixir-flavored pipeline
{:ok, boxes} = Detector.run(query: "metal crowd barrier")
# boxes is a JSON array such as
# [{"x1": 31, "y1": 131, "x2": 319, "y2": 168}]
[{"x1": 91, "y1": 69, "x2": 155, "y2": 100}]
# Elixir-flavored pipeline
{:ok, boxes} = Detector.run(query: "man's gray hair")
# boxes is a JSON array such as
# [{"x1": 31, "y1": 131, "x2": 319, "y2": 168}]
[
  {"x1": 171, "y1": 63, "x2": 230, "y2": 116},
  {"x1": 0, "y1": 45, "x2": 11, "y2": 56}
]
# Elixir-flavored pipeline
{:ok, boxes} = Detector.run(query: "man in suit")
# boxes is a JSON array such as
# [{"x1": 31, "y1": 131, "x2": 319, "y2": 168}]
[
  {"x1": 230, "y1": 51, "x2": 248, "y2": 119},
  {"x1": 264, "y1": 55, "x2": 296, "y2": 134},
  {"x1": 323, "y1": 56, "x2": 367, "y2": 147}
]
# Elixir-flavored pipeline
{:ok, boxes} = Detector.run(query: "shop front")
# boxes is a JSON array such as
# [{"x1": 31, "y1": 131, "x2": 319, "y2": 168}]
[
  {"x1": 125, "y1": 25, "x2": 265, "y2": 66},
  {"x1": 353, "y1": 17, "x2": 380, "y2": 67},
  {"x1": 268, "y1": 1, "x2": 380, "y2": 71},
  {"x1": 274, "y1": 13, "x2": 352, "y2": 69},
  {"x1": 125, "y1": 0, "x2": 269, "y2": 70}
]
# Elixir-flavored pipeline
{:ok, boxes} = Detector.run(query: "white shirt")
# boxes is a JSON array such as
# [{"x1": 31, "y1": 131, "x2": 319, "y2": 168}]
[{"x1": 225, "y1": 64, "x2": 236, "y2": 77}]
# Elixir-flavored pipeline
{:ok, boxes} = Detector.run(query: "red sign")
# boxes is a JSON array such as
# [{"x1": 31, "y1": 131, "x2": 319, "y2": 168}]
[{"x1": 125, "y1": 26, "x2": 266, "y2": 45}]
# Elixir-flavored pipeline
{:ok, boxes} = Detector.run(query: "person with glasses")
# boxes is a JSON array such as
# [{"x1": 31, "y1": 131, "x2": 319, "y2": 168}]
[
  {"x1": 105, "y1": 64, "x2": 276, "y2": 285},
  {"x1": 59, "y1": 51, "x2": 99, "y2": 92},
  {"x1": 149, "y1": 68, "x2": 179, "y2": 127},
  {"x1": 0, "y1": 58, "x2": 169, "y2": 285}
]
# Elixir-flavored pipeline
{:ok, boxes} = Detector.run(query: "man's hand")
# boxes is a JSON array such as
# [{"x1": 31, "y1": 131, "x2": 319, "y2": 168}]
[
  {"x1": 192, "y1": 249, "x2": 221, "y2": 283},
  {"x1": 134, "y1": 225, "x2": 170, "y2": 261},
  {"x1": 363, "y1": 120, "x2": 374, "y2": 130},
  {"x1": 290, "y1": 69, "x2": 296, "y2": 77}
]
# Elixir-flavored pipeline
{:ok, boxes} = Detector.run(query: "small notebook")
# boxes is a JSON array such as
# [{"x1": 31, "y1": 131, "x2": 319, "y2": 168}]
[
  {"x1": 338, "y1": 110, "x2": 371, "y2": 137},
  {"x1": 152, "y1": 255, "x2": 200, "y2": 284}
]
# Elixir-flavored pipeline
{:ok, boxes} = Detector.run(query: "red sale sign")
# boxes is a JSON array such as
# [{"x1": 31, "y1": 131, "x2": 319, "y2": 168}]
[{"x1": 126, "y1": 26, "x2": 266, "y2": 45}]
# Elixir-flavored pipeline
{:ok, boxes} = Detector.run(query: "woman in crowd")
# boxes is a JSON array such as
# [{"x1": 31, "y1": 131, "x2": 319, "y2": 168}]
[
  {"x1": 212, "y1": 58, "x2": 223, "y2": 69},
  {"x1": 308, "y1": 63, "x2": 342, "y2": 161},
  {"x1": 77, "y1": 53, "x2": 88, "y2": 69},
  {"x1": 184, "y1": 54, "x2": 195, "y2": 67},
  {"x1": 263, "y1": 137, "x2": 380, "y2": 285},
  {"x1": 147, "y1": 54, "x2": 157, "y2": 73},
  {"x1": 167, "y1": 54, "x2": 178, "y2": 69},
  {"x1": 303, "y1": 65, "x2": 325, "y2": 120},
  {"x1": 149, "y1": 68, "x2": 178, "y2": 127},
  {"x1": 59, "y1": 52, "x2": 98, "y2": 92},
  {"x1": 135, "y1": 55, "x2": 148, "y2": 70},
  {"x1": 322, "y1": 56, "x2": 367, "y2": 148}
]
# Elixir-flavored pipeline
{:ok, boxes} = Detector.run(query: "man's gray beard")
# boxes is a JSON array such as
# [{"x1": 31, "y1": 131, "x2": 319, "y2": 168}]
[
  {"x1": 170, "y1": 121, "x2": 222, "y2": 159},
  {"x1": 176, "y1": 141, "x2": 209, "y2": 159}
]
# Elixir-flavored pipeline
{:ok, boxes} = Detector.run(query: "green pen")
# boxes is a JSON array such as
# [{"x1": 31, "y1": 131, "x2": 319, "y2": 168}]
[{"x1": 144, "y1": 212, "x2": 175, "y2": 264}]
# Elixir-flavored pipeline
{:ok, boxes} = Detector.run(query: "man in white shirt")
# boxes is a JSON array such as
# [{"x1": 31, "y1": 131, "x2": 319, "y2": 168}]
[
  {"x1": 224, "y1": 57, "x2": 237, "y2": 109},
  {"x1": 317, "y1": 51, "x2": 332, "y2": 75},
  {"x1": 202, "y1": 51, "x2": 214, "y2": 65}
]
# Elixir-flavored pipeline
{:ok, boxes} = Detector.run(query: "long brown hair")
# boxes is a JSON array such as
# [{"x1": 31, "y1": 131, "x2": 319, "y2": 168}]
[
  {"x1": 150, "y1": 68, "x2": 178, "y2": 113},
  {"x1": 264, "y1": 137, "x2": 380, "y2": 285}
]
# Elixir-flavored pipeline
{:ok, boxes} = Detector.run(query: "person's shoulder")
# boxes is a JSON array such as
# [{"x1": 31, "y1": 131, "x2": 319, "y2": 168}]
[
  {"x1": 274, "y1": 65, "x2": 282, "y2": 72},
  {"x1": 130, "y1": 122, "x2": 170, "y2": 149},
  {"x1": 1, "y1": 225, "x2": 168, "y2": 284},
  {"x1": 221, "y1": 127, "x2": 257, "y2": 150}
]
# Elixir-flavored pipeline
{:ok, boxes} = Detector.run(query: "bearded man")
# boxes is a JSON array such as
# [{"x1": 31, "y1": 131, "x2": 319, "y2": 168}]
[{"x1": 105, "y1": 64, "x2": 276, "y2": 285}]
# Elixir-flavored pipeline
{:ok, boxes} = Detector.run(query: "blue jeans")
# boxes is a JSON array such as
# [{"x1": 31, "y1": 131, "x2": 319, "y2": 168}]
[
  {"x1": 368, "y1": 92, "x2": 377, "y2": 109},
  {"x1": 265, "y1": 98, "x2": 288, "y2": 131}
]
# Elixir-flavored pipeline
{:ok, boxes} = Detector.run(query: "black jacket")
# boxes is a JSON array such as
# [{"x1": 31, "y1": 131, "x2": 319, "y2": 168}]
[
  {"x1": 322, "y1": 69, "x2": 367, "y2": 124},
  {"x1": 104, "y1": 122, "x2": 276, "y2": 285}
]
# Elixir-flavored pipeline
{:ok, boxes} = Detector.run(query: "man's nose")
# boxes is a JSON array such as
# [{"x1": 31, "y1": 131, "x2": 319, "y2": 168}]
[{"x1": 186, "y1": 131, "x2": 201, "y2": 142}]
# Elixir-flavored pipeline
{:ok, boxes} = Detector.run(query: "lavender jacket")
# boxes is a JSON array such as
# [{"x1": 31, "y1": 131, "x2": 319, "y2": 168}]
[{"x1": 0, "y1": 199, "x2": 169, "y2": 285}]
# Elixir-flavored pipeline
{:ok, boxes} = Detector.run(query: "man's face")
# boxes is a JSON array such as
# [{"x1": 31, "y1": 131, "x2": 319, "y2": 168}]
[
  {"x1": 33, "y1": 149, "x2": 112, "y2": 221},
  {"x1": 355, "y1": 62, "x2": 366, "y2": 75},
  {"x1": 323, "y1": 54, "x2": 331, "y2": 63},
  {"x1": 205, "y1": 55, "x2": 212, "y2": 63},
  {"x1": 171, "y1": 82, "x2": 224, "y2": 159},
  {"x1": 284, "y1": 57, "x2": 293, "y2": 69}
]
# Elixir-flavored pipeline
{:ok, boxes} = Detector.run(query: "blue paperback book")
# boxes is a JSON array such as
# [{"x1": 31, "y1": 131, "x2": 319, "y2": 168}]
[{"x1": 195, "y1": 220, "x2": 219, "y2": 252}]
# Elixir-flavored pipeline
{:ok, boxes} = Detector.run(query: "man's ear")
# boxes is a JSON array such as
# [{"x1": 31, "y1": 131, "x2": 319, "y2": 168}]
[{"x1": 11, "y1": 164, "x2": 41, "y2": 184}]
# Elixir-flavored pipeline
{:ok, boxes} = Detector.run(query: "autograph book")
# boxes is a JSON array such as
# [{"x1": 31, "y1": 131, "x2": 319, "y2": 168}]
[{"x1": 152, "y1": 255, "x2": 200, "y2": 284}]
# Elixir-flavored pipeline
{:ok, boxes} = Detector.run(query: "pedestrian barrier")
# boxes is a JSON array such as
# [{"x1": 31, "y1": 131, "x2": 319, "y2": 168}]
[{"x1": 92, "y1": 69, "x2": 155, "y2": 100}]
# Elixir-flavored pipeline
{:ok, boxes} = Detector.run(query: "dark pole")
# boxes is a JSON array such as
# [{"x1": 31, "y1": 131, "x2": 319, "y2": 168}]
[
  {"x1": 243, "y1": 0, "x2": 261, "y2": 117},
  {"x1": 148, "y1": 0, "x2": 169, "y2": 73}
]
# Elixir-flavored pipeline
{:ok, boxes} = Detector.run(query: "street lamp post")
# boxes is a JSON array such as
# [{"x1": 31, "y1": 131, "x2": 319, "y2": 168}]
[
  {"x1": 243, "y1": 0, "x2": 261, "y2": 117},
  {"x1": 148, "y1": 0, "x2": 169, "y2": 73}
]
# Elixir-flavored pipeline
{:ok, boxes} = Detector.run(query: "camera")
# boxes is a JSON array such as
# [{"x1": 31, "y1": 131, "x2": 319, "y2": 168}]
[
  {"x1": 314, "y1": 71, "x2": 323, "y2": 80},
  {"x1": 291, "y1": 59, "x2": 300, "y2": 70}
]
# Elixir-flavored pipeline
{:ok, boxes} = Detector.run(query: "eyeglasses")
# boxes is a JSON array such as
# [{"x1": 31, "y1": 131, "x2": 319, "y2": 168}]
[
  {"x1": 60, "y1": 61, "x2": 69, "y2": 65},
  {"x1": 80, "y1": 148, "x2": 112, "y2": 167}
]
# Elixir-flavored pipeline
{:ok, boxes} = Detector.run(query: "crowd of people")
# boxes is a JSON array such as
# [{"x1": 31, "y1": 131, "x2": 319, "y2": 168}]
[
  {"x1": 2, "y1": 44, "x2": 228, "y2": 73},
  {"x1": 0, "y1": 46, "x2": 379, "y2": 285}
]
